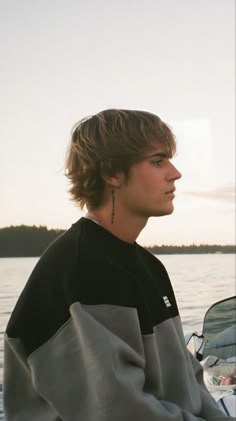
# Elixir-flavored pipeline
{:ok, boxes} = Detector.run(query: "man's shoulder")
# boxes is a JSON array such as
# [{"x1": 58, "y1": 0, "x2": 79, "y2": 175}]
[
  {"x1": 5, "y1": 218, "x2": 89, "y2": 353},
  {"x1": 30, "y1": 217, "x2": 90, "y2": 273},
  {"x1": 136, "y1": 244, "x2": 169, "y2": 273}
]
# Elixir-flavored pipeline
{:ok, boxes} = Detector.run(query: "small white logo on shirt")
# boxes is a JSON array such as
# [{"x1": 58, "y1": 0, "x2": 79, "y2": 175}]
[{"x1": 163, "y1": 296, "x2": 171, "y2": 307}]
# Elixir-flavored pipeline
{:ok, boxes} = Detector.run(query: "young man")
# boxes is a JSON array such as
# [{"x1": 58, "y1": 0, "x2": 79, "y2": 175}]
[{"x1": 4, "y1": 109, "x2": 233, "y2": 420}]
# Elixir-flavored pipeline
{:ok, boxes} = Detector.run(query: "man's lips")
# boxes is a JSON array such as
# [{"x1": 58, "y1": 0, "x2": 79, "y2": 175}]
[{"x1": 165, "y1": 188, "x2": 176, "y2": 194}]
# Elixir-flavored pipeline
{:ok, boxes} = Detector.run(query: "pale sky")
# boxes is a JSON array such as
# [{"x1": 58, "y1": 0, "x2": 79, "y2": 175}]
[{"x1": 0, "y1": 0, "x2": 235, "y2": 246}]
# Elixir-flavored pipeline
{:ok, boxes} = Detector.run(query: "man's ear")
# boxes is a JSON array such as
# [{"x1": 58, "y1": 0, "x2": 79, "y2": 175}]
[{"x1": 102, "y1": 172, "x2": 123, "y2": 188}]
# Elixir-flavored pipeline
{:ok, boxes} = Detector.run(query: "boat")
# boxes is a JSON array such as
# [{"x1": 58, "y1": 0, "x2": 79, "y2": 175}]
[{"x1": 186, "y1": 296, "x2": 236, "y2": 417}]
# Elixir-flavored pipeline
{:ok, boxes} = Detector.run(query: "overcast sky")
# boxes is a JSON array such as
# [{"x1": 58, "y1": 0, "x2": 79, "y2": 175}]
[{"x1": 0, "y1": 0, "x2": 235, "y2": 245}]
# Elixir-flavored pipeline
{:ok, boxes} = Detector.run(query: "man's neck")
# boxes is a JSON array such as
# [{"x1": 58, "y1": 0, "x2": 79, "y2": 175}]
[{"x1": 86, "y1": 208, "x2": 148, "y2": 244}]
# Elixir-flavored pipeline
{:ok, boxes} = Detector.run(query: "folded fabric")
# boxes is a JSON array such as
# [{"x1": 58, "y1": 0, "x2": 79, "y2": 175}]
[{"x1": 201, "y1": 355, "x2": 236, "y2": 391}]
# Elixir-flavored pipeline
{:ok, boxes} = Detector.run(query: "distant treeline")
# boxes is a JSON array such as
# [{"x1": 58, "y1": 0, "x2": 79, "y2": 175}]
[
  {"x1": 0, "y1": 225, "x2": 235, "y2": 257},
  {"x1": 0, "y1": 225, "x2": 65, "y2": 257},
  {"x1": 146, "y1": 244, "x2": 235, "y2": 255}
]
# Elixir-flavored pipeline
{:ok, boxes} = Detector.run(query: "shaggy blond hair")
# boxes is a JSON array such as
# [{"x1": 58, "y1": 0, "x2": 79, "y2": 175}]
[{"x1": 65, "y1": 109, "x2": 176, "y2": 209}]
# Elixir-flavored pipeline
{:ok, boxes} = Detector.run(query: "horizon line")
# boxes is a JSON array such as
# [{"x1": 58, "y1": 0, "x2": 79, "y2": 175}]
[{"x1": 0, "y1": 224, "x2": 235, "y2": 248}]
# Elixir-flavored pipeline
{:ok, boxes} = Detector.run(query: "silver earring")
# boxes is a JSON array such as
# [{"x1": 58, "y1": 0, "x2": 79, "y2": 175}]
[{"x1": 111, "y1": 189, "x2": 115, "y2": 224}]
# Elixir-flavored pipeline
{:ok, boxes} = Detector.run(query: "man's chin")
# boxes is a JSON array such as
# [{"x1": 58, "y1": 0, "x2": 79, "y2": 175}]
[{"x1": 151, "y1": 206, "x2": 175, "y2": 217}]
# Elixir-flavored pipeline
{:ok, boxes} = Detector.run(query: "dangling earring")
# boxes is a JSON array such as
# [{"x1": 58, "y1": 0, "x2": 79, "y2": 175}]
[{"x1": 111, "y1": 189, "x2": 115, "y2": 224}]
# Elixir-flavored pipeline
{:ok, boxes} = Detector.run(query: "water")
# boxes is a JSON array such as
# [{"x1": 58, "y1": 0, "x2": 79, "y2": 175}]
[{"x1": 0, "y1": 254, "x2": 235, "y2": 418}]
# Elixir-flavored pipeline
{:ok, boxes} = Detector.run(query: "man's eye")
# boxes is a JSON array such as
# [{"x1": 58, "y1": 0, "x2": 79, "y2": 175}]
[{"x1": 152, "y1": 160, "x2": 163, "y2": 167}]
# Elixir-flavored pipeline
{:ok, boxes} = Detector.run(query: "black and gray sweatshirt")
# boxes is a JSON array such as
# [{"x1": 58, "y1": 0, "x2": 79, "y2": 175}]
[{"x1": 3, "y1": 217, "x2": 231, "y2": 420}]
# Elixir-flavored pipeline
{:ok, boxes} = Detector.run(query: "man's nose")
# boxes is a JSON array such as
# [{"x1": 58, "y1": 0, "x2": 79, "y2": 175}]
[{"x1": 169, "y1": 162, "x2": 182, "y2": 180}]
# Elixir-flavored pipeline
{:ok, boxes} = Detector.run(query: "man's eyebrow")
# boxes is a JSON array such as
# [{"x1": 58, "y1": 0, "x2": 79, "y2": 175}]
[{"x1": 145, "y1": 152, "x2": 168, "y2": 159}]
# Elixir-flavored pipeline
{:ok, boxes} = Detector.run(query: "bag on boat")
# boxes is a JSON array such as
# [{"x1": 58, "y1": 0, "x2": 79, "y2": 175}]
[
  {"x1": 186, "y1": 296, "x2": 236, "y2": 417},
  {"x1": 201, "y1": 355, "x2": 236, "y2": 417}
]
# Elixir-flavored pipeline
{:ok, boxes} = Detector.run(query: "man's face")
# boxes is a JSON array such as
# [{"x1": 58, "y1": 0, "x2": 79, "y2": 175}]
[{"x1": 117, "y1": 143, "x2": 182, "y2": 218}]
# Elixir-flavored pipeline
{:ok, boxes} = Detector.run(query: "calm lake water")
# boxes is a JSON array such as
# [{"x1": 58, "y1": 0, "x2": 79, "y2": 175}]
[{"x1": 0, "y1": 254, "x2": 235, "y2": 418}]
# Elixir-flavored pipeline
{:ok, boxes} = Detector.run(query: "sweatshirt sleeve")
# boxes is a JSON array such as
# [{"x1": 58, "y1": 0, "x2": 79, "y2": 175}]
[
  {"x1": 3, "y1": 303, "x2": 233, "y2": 421},
  {"x1": 3, "y1": 335, "x2": 62, "y2": 420}
]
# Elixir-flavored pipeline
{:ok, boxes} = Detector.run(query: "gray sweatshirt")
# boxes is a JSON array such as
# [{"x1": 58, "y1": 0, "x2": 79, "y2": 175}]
[{"x1": 3, "y1": 218, "x2": 233, "y2": 420}]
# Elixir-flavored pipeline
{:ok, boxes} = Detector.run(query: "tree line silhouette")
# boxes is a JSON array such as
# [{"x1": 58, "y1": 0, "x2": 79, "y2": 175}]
[
  {"x1": 0, "y1": 225, "x2": 235, "y2": 257},
  {"x1": 0, "y1": 225, "x2": 65, "y2": 257}
]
